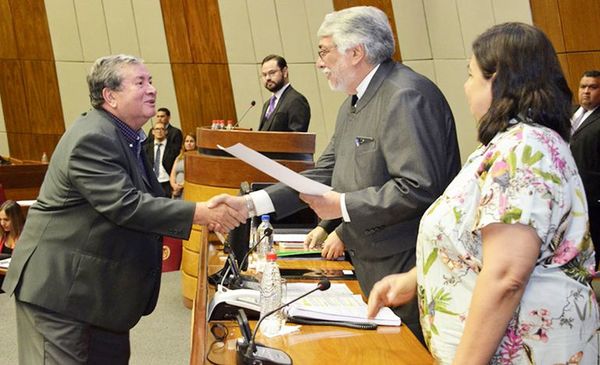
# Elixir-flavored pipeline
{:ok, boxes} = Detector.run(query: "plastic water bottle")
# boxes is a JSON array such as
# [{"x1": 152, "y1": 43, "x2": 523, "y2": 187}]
[
  {"x1": 255, "y1": 215, "x2": 274, "y2": 272},
  {"x1": 259, "y1": 252, "x2": 283, "y2": 336}
]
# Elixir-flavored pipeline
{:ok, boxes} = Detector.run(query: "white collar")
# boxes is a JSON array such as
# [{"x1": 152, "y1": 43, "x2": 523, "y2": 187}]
[
  {"x1": 272, "y1": 83, "x2": 290, "y2": 100},
  {"x1": 355, "y1": 64, "x2": 381, "y2": 100}
]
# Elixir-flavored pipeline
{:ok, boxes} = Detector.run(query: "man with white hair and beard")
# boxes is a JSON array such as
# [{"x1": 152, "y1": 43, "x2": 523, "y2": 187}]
[{"x1": 211, "y1": 6, "x2": 460, "y2": 344}]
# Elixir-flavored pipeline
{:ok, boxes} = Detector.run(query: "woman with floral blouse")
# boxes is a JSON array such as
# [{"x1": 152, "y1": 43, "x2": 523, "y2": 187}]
[{"x1": 367, "y1": 22, "x2": 599, "y2": 364}]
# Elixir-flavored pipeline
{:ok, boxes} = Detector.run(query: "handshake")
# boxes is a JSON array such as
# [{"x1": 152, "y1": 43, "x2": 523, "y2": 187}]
[
  {"x1": 196, "y1": 189, "x2": 345, "y2": 237},
  {"x1": 192, "y1": 194, "x2": 247, "y2": 233}
]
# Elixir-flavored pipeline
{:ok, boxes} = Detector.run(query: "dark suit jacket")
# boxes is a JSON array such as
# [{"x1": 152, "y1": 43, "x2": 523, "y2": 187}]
[
  {"x1": 2, "y1": 108, "x2": 196, "y2": 332},
  {"x1": 266, "y1": 60, "x2": 461, "y2": 298},
  {"x1": 571, "y1": 106, "x2": 600, "y2": 212},
  {"x1": 259, "y1": 85, "x2": 310, "y2": 132},
  {"x1": 143, "y1": 138, "x2": 180, "y2": 179},
  {"x1": 145, "y1": 123, "x2": 183, "y2": 150}
]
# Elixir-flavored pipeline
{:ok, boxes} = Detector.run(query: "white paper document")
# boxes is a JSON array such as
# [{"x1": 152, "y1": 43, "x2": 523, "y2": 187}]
[
  {"x1": 0, "y1": 257, "x2": 11, "y2": 269},
  {"x1": 218, "y1": 143, "x2": 332, "y2": 195},
  {"x1": 284, "y1": 283, "x2": 401, "y2": 326}
]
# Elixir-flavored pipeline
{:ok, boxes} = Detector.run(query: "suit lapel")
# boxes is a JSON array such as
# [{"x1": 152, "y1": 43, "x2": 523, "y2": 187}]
[
  {"x1": 261, "y1": 86, "x2": 291, "y2": 131},
  {"x1": 573, "y1": 107, "x2": 600, "y2": 138},
  {"x1": 352, "y1": 60, "x2": 395, "y2": 112}
]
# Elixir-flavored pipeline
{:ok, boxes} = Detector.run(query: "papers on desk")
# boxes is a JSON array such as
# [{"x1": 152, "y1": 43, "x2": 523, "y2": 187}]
[
  {"x1": 218, "y1": 143, "x2": 332, "y2": 195},
  {"x1": 285, "y1": 283, "x2": 401, "y2": 326},
  {"x1": 0, "y1": 257, "x2": 11, "y2": 269}
]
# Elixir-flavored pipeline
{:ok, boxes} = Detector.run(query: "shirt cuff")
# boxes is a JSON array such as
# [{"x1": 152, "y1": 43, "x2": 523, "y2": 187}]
[
  {"x1": 340, "y1": 193, "x2": 351, "y2": 222},
  {"x1": 249, "y1": 190, "x2": 275, "y2": 216}
]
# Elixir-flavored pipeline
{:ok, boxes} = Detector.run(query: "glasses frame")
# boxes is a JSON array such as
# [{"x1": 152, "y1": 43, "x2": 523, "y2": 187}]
[{"x1": 318, "y1": 46, "x2": 337, "y2": 60}]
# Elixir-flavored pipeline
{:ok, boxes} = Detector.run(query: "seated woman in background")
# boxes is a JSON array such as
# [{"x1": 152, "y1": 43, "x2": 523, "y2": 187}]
[
  {"x1": 367, "y1": 22, "x2": 599, "y2": 364},
  {"x1": 170, "y1": 132, "x2": 197, "y2": 200},
  {"x1": 1, "y1": 200, "x2": 25, "y2": 257}
]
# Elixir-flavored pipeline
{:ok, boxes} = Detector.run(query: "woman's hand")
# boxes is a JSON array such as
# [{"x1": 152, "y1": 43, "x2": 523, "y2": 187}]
[{"x1": 367, "y1": 268, "x2": 417, "y2": 318}]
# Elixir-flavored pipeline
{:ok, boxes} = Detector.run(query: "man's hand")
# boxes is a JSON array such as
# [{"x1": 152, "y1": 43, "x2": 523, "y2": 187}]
[
  {"x1": 304, "y1": 226, "x2": 328, "y2": 249},
  {"x1": 366, "y1": 269, "x2": 417, "y2": 319},
  {"x1": 299, "y1": 191, "x2": 342, "y2": 220},
  {"x1": 193, "y1": 201, "x2": 246, "y2": 233},
  {"x1": 208, "y1": 194, "x2": 247, "y2": 216},
  {"x1": 321, "y1": 231, "x2": 345, "y2": 260}
]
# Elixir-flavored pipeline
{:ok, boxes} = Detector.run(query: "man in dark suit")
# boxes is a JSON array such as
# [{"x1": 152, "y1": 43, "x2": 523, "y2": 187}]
[
  {"x1": 570, "y1": 70, "x2": 600, "y2": 267},
  {"x1": 211, "y1": 6, "x2": 460, "y2": 344},
  {"x1": 2, "y1": 55, "x2": 245, "y2": 364},
  {"x1": 258, "y1": 54, "x2": 311, "y2": 132},
  {"x1": 144, "y1": 121, "x2": 179, "y2": 197},
  {"x1": 145, "y1": 107, "x2": 183, "y2": 148}
]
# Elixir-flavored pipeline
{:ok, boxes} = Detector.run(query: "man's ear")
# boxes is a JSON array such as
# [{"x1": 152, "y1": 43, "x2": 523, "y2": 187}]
[
  {"x1": 282, "y1": 66, "x2": 289, "y2": 80},
  {"x1": 350, "y1": 44, "x2": 366, "y2": 66},
  {"x1": 102, "y1": 88, "x2": 117, "y2": 108}
]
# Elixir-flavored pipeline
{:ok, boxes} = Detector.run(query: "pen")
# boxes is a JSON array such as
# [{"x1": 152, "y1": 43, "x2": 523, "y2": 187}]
[{"x1": 355, "y1": 136, "x2": 374, "y2": 146}]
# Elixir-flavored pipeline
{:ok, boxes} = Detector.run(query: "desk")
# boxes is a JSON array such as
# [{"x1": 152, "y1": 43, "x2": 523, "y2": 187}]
[{"x1": 189, "y1": 236, "x2": 433, "y2": 364}]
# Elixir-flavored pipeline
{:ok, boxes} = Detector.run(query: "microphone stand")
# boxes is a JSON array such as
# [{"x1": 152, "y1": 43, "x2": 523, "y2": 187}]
[
  {"x1": 238, "y1": 227, "x2": 273, "y2": 273},
  {"x1": 236, "y1": 279, "x2": 331, "y2": 365},
  {"x1": 234, "y1": 101, "x2": 256, "y2": 128},
  {"x1": 209, "y1": 227, "x2": 273, "y2": 289}
]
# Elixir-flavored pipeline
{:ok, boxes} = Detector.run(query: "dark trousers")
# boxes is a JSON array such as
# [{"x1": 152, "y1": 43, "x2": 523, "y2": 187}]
[
  {"x1": 15, "y1": 299, "x2": 130, "y2": 365},
  {"x1": 159, "y1": 181, "x2": 172, "y2": 198}
]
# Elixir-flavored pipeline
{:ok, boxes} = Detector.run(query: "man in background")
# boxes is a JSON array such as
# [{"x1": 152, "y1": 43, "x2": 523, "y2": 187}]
[
  {"x1": 144, "y1": 121, "x2": 179, "y2": 197},
  {"x1": 259, "y1": 54, "x2": 311, "y2": 132},
  {"x1": 212, "y1": 6, "x2": 461, "y2": 344},
  {"x1": 2, "y1": 54, "x2": 245, "y2": 364},
  {"x1": 146, "y1": 107, "x2": 183, "y2": 149},
  {"x1": 570, "y1": 70, "x2": 600, "y2": 267}
]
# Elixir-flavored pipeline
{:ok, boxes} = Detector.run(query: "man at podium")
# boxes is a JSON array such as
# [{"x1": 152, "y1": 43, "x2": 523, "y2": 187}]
[{"x1": 258, "y1": 54, "x2": 311, "y2": 132}]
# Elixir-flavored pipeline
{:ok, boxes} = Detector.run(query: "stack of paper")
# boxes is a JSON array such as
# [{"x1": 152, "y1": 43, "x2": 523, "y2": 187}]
[{"x1": 285, "y1": 283, "x2": 401, "y2": 326}]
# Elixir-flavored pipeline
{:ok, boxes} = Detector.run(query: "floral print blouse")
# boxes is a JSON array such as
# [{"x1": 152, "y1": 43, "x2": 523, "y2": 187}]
[{"x1": 416, "y1": 121, "x2": 599, "y2": 364}]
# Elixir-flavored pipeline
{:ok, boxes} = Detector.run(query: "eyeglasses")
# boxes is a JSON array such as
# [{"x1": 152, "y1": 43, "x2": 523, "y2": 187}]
[
  {"x1": 153, "y1": 127, "x2": 165, "y2": 131},
  {"x1": 261, "y1": 69, "x2": 281, "y2": 79},
  {"x1": 318, "y1": 46, "x2": 337, "y2": 60}
]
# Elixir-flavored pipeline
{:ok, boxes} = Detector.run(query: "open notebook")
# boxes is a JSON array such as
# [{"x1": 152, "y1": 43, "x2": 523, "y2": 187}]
[{"x1": 285, "y1": 282, "x2": 400, "y2": 326}]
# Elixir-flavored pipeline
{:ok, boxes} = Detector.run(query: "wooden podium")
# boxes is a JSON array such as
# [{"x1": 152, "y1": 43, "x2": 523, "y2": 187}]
[
  {"x1": 0, "y1": 157, "x2": 48, "y2": 202},
  {"x1": 181, "y1": 127, "x2": 316, "y2": 307}
]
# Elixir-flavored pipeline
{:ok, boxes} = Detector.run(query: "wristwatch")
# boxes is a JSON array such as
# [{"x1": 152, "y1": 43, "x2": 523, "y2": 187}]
[{"x1": 244, "y1": 194, "x2": 256, "y2": 218}]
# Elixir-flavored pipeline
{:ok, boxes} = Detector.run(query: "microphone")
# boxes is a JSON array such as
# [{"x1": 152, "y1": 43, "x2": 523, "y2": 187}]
[
  {"x1": 238, "y1": 227, "x2": 273, "y2": 272},
  {"x1": 237, "y1": 279, "x2": 331, "y2": 364},
  {"x1": 234, "y1": 100, "x2": 256, "y2": 128}
]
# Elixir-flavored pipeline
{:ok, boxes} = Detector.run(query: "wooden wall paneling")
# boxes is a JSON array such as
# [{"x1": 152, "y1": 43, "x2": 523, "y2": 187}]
[
  {"x1": 10, "y1": 0, "x2": 53, "y2": 60},
  {"x1": 7, "y1": 132, "x2": 62, "y2": 161},
  {"x1": 160, "y1": 0, "x2": 193, "y2": 63},
  {"x1": 197, "y1": 64, "x2": 236, "y2": 125},
  {"x1": 332, "y1": 0, "x2": 402, "y2": 61},
  {"x1": 184, "y1": 0, "x2": 228, "y2": 64},
  {"x1": 21, "y1": 60, "x2": 65, "y2": 134},
  {"x1": 0, "y1": 60, "x2": 28, "y2": 133},
  {"x1": 556, "y1": 53, "x2": 572, "y2": 95},
  {"x1": 566, "y1": 52, "x2": 600, "y2": 97},
  {"x1": 161, "y1": 0, "x2": 237, "y2": 143},
  {"x1": 0, "y1": 0, "x2": 18, "y2": 59},
  {"x1": 171, "y1": 63, "x2": 204, "y2": 132},
  {"x1": 558, "y1": 0, "x2": 600, "y2": 52},
  {"x1": 529, "y1": 0, "x2": 565, "y2": 52}
]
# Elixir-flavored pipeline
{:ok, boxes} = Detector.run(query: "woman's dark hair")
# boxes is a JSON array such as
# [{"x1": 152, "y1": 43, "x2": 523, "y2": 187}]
[
  {"x1": 1, "y1": 200, "x2": 25, "y2": 239},
  {"x1": 472, "y1": 22, "x2": 572, "y2": 144}
]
